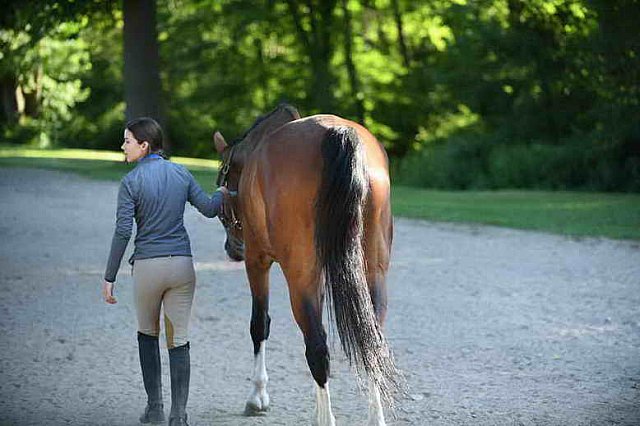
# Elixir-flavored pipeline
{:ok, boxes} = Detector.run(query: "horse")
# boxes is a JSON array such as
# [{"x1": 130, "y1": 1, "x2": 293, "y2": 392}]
[{"x1": 213, "y1": 104, "x2": 400, "y2": 425}]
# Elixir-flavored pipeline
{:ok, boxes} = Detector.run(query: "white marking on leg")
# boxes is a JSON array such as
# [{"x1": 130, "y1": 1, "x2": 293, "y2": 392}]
[
  {"x1": 314, "y1": 382, "x2": 336, "y2": 426},
  {"x1": 244, "y1": 341, "x2": 270, "y2": 415},
  {"x1": 367, "y1": 378, "x2": 386, "y2": 426}
]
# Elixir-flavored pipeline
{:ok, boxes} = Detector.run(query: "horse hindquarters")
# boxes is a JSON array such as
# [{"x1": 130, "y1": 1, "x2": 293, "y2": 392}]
[{"x1": 315, "y1": 127, "x2": 399, "y2": 408}]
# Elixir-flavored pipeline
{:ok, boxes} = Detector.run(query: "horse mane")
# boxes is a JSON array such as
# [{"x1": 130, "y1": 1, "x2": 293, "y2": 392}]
[{"x1": 230, "y1": 103, "x2": 300, "y2": 147}]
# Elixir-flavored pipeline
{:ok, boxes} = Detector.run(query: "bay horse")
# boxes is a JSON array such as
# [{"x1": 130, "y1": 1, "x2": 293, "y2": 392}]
[{"x1": 214, "y1": 104, "x2": 400, "y2": 425}]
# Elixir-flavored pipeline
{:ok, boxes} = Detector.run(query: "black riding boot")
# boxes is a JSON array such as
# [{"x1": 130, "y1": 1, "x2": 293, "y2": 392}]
[
  {"x1": 137, "y1": 332, "x2": 165, "y2": 424},
  {"x1": 168, "y1": 342, "x2": 190, "y2": 426}
]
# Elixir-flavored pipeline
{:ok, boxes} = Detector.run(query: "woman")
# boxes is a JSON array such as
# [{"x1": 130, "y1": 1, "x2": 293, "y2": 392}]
[{"x1": 102, "y1": 117, "x2": 226, "y2": 426}]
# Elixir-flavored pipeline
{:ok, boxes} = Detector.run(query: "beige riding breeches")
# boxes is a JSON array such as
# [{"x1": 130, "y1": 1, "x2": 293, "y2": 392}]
[{"x1": 133, "y1": 256, "x2": 196, "y2": 349}]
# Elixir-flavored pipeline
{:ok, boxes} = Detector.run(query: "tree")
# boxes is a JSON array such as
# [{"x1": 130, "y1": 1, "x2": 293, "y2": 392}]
[
  {"x1": 122, "y1": 0, "x2": 164, "y2": 126},
  {"x1": 341, "y1": 0, "x2": 365, "y2": 124},
  {"x1": 0, "y1": 0, "x2": 108, "y2": 145},
  {"x1": 285, "y1": 0, "x2": 338, "y2": 113}
]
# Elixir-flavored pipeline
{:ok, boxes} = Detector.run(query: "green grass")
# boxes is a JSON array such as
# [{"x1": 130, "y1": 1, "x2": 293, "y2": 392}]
[
  {"x1": 0, "y1": 147, "x2": 220, "y2": 190},
  {"x1": 393, "y1": 186, "x2": 640, "y2": 240},
  {"x1": 2, "y1": 147, "x2": 639, "y2": 240}
]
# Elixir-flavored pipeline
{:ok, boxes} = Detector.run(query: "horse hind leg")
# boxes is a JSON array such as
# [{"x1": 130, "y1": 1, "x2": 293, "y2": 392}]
[
  {"x1": 365, "y1": 270, "x2": 388, "y2": 426},
  {"x1": 315, "y1": 381, "x2": 336, "y2": 426},
  {"x1": 365, "y1": 230, "x2": 391, "y2": 425},
  {"x1": 289, "y1": 287, "x2": 335, "y2": 426},
  {"x1": 367, "y1": 376, "x2": 386, "y2": 426},
  {"x1": 244, "y1": 257, "x2": 272, "y2": 416},
  {"x1": 305, "y1": 320, "x2": 334, "y2": 426},
  {"x1": 304, "y1": 302, "x2": 335, "y2": 426}
]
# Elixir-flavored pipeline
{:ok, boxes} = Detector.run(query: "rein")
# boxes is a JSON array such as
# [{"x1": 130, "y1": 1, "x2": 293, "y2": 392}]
[{"x1": 216, "y1": 144, "x2": 242, "y2": 231}]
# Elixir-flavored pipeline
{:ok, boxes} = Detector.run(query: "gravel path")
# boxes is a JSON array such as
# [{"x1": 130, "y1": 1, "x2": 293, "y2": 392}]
[{"x1": 0, "y1": 167, "x2": 639, "y2": 426}]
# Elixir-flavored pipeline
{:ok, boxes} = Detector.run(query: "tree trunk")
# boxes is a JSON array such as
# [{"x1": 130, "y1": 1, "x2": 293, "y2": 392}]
[
  {"x1": 122, "y1": 0, "x2": 165, "y2": 133},
  {"x1": 341, "y1": 0, "x2": 365, "y2": 124},
  {"x1": 391, "y1": 0, "x2": 410, "y2": 68},
  {"x1": 285, "y1": 0, "x2": 337, "y2": 113},
  {"x1": 23, "y1": 65, "x2": 43, "y2": 118},
  {"x1": 0, "y1": 75, "x2": 20, "y2": 125}
]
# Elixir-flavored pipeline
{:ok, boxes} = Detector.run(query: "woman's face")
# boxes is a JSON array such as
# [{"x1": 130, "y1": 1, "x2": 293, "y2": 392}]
[{"x1": 121, "y1": 129, "x2": 149, "y2": 163}]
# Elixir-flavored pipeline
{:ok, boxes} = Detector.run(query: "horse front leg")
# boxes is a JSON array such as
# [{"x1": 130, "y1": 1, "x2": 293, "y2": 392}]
[{"x1": 244, "y1": 256, "x2": 272, "y2": 416}]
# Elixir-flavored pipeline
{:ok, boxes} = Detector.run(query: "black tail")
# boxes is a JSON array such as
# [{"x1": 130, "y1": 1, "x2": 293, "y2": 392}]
[{"x1": 315, "y1": 126, "x2": 401, "y2": 406}]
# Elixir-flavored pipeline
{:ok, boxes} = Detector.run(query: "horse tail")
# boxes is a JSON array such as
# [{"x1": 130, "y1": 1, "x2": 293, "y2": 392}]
[{"x1": 314, "y1": 126, "x2": 401, "y2": 406}]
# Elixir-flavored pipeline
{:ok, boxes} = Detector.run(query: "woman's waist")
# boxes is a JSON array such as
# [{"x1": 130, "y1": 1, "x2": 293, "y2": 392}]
[{"x1": 128, "y1": 241, "x2": 192, "y2": 265}]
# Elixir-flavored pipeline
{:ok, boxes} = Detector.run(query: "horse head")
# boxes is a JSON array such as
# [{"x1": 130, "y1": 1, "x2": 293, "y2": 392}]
[{"x1": 214, "y1": 104, "x2": 300, "y2": 261}]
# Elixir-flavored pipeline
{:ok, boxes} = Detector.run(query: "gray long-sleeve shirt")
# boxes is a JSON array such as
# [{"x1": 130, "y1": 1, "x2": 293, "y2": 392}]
[{"x1": 104, "y1": 156, "x2": 223, "y2": 283}]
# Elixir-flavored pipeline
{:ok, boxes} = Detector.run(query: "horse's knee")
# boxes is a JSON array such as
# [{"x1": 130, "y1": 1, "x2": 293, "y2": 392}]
[
  {"x1": 305, "y1": 331, "x2": 330, "y2": 387},
  {"x1": 250, "y1": 296, "x2": 271, "y2": 355}
]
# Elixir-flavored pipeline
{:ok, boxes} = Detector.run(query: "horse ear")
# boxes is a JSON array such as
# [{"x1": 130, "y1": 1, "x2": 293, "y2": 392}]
[{"x1": 214, "y1": 131, "x2": 228, "y2": 153}]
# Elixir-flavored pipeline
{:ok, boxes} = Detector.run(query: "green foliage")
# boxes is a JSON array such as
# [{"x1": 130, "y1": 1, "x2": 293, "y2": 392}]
[
  {"x1": 393, "y1": 0, "x2": 639, "y2": 191},
  {"x1": 61, "y1": 7, "x2": 124, "y2": 150},
  {"x1": 0, "y1": 1, "x2": 116, "y2": 147},
  {"x1": 0, "y1": 23, "x2": 91, "y2": 146},
  {"x1": 396, "y1": 133, "x2": 640, "y2": 191},
  {"x1": 1, "y1": 0, "x2": 638, "y2": 191}
]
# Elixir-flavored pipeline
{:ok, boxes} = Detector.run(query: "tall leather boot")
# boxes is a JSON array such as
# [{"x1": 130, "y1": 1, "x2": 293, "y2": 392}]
[
  {"x1": 168, "y1": 342, "x2": 190, "y2": 426},
  {"x1": 137, "y1": 332, "x2": 165, "y2": 424}
]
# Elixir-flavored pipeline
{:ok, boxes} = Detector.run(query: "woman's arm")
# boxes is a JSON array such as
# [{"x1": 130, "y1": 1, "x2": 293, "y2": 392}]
[
  {"x1": 187, "y1": 173, "x2": 227, "y2": 218},
  {"x1": 103, "y1": 179, "x2": 135, "y2": 284}
]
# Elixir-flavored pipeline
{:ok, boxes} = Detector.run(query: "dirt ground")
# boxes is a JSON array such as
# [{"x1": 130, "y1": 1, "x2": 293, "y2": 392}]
[{"x1": 0, "y1": 167, "x2": 639, "y2": 426}]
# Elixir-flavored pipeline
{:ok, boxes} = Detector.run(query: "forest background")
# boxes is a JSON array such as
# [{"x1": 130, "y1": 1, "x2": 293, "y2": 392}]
[{"x1": 1, "y1": 0, "x2": 638, "y2": 191}]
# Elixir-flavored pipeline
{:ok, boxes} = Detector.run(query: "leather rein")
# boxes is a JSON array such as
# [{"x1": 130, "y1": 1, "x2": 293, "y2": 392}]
[{"x1": 216, "y1": 144, "x2": 242, "y2": 231}]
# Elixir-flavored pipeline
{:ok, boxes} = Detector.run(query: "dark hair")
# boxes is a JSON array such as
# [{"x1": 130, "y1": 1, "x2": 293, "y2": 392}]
[{"x1": 126, "y1": 117, "x2": 168, "y2": 159}]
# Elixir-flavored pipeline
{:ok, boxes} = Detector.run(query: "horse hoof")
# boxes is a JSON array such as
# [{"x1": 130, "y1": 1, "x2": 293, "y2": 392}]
[
  {"x1": 244, "y1": 387, "x2": 270, "y2": 416},
  {"x1": 244, "y1": 401, "x2": 269, "y2": 416}
]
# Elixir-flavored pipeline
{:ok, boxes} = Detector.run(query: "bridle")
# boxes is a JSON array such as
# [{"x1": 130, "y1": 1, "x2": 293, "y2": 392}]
[{"x1": 216, "y1": 144, "x2": 242, "y2": 231}]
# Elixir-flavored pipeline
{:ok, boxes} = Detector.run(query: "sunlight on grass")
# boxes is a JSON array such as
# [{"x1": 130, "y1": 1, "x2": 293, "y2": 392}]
[{"x1": 0, "y1": 146, "x2": 219, "y2": 170}]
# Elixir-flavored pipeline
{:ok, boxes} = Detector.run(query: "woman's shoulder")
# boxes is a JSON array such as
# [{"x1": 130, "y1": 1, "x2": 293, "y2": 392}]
[
  {"x1": 121, "y1": 167, "x2": 138, "y2": 184},
  {"x1": 123, "y1": 159, "x2": 192, "y2": 183},
  {"x1": 165, "y1": 161, "x2": 193, "y2": 178}
]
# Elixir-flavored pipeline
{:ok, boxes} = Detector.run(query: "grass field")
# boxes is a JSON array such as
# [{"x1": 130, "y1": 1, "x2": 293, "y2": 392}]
[
  {"x1": 2, "y1": 147, "x2": 639, "y2": 240},
  {"x1": 0, "y1": 147, "x2": 220, "y2": 190},
  {"x1": 392, "y1": 187, "x2": 640, "y2": 240}
]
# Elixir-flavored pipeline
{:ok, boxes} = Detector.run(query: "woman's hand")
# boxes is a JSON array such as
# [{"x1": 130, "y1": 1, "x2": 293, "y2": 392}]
[
  {"x1": 102, "y1": 280, "x2": 117, "y2": 304},
  {"x1": 217, "y1": 185, "x2": 230, "y2": 197}
]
